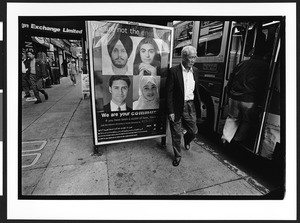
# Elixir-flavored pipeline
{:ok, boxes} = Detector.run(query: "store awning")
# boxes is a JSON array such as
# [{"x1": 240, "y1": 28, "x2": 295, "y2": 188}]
[
  {"x1": 175, "y1": 39, "x2": 191, "y2": 49},
  {"x1": 31, "y1": 36, "x2": 51, "y2": 48},
  {"x1": 199, "y1": 31, "x2": 222, "y2": 44}
]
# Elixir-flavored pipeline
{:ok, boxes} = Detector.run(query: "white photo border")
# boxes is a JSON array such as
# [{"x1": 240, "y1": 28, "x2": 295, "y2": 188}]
[{"x1": 7, "y1": 2, "x2": 296, "y2": 220}]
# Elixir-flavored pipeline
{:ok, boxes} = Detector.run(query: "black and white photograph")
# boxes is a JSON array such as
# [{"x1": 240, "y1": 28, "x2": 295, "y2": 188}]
[{"x1": 2, "y1": 1, "x2": 297, "y2": 222}]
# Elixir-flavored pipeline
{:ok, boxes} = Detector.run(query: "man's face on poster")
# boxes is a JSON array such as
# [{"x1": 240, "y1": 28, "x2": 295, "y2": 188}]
[
  {"x1": 111, "y1": 40, "x2": 129, "y2": 68},
  {"x1": 109, "y1": 79, "x2": 129, "y2": 105}
]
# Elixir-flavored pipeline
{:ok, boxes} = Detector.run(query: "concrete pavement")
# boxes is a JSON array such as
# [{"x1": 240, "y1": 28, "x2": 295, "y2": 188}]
[{"x1": 21, "y1": 75, "x2": 269, "y2": 196}]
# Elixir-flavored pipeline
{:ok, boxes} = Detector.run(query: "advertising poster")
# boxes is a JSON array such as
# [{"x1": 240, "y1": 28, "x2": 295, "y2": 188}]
[{"x1": 87, "y1": 21, "x2": 173, "y2": 145}]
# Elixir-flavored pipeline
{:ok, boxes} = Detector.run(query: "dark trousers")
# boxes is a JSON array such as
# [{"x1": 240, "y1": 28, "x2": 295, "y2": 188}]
[
  {"x1": 29, "y1": 74, "x2": 47, "y2": 101},
  {"x1": 222, "y1": 98, "x2": 256, "y2": 142},
  {"x1": 22, "y1": 73, "x2": 31, "y2": 95},
  {"x1": 70, "y1": 73, "x2": 76, "y2": 84},
  {"x1": 169, "y1": 101, "x2": 198, "y2": 158}
]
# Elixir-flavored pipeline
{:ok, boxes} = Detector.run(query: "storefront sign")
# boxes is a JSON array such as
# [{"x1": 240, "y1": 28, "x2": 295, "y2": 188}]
[
  {"x1": 21, "y1": 22, "x2": 83, "y2": 35},
  {"x1": 87, "y1": 21, "x2": 173, "y2": 145}
]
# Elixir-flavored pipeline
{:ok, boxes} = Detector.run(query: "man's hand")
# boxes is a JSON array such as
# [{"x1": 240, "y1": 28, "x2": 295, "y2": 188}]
[{"x1": 169, "y1": 113, "x2": 175, "y2": 122}]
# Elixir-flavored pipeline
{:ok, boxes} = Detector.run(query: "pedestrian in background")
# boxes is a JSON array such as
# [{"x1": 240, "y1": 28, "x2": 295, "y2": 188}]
[
  {"x1": 221, "y1": 32, "x2": 269, "y2": 145},
  {"x1": 44, "y1": 57, "x2": 53, "y2": 88},
  {"x1": 68, "y1": 58, "x2": 77, "y2": 86},
  {"x1": 166, "y1": 45, "x2": 202, "y2": 167},
  {"x1": 21, "y1": 51, "x2": 31, "y2": 98},
  {"x1": 25, "y1": 49, "x2": 49, "y2": 104},
  {"x1": 62, "y1": 59, "x2": 69, "y2": 77}
]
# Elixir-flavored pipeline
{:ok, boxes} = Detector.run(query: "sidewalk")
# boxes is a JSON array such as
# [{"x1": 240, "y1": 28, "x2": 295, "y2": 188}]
[{"x1": 21, "y1": 76, "x2": 269, "y2": 196}]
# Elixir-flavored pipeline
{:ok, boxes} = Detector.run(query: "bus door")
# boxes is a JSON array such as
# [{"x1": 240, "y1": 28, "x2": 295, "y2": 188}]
[
  {"x1": 216, "y1": 22, "x2": 248, "y2": 135},
  {"x1": 218, "y1": 20, "x2": 282, "y2": 156},
  {"x1": 255, "y1": 21, "x2": 282, "y2": 159}
]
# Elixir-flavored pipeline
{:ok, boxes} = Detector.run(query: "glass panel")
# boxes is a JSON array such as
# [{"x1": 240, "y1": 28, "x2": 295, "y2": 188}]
[
  {"x1": 173, "y1": 21, "x2": 193, "y2": 57},
  {"x1": 227, "y1": 26, "x2": 245, "y2": 79},
  {"x1": 197, "y1": 21, "x2": 224, "y2": 57}
]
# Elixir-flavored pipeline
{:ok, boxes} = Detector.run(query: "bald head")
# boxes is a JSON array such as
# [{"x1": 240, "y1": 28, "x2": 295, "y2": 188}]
[
  {"x1": 181, "y1": 46, "x2": 196, "y2": 58},
  {"x1": 181, "y1": 46, "x2": 197, "y2": 70}
]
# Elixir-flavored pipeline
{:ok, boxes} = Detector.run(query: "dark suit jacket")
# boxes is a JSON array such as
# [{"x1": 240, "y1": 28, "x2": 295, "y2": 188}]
[
  {"x1": 166, "y1": 64, "x2": 201, "y2": 121},
  {"x1": 25, "y1": 59, "x2": 47, "y2": 79},
  {"x1": 103, "y1": 102, "x2": 132, "y2": 112}
]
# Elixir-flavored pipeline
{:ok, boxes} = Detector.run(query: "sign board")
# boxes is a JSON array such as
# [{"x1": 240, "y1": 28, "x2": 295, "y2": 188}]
[
  {"x1": 20, "y1": 20, "x2": 84, "y2": 40},
  {"x1": 86, "y1": 20, "x2": 173, "y2": 145},
  {"x1": 81, "y1": 73, "x2": 90, "y2": 99}
]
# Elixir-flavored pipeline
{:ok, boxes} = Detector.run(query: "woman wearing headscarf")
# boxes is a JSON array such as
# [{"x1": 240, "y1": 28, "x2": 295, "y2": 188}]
[
  {"x1": 133, "y1": 76, "x2": 160, "y2": 110},
  {"x1": 133, "y1": 37, "x2": 161, "y2": 76}
]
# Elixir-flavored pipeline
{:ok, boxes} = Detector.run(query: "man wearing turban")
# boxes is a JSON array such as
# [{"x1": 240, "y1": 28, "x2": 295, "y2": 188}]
[{"x1": 107, "y1": 32, "x2": 133, "y2": 75}]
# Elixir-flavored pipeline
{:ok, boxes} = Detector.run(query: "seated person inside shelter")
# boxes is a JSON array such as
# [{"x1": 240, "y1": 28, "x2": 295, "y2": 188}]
[
  {"x1": 133, "y1": 37, "x2": 161, "y2": 76},
  {"x1": 103, "y1": 75, "x2": 132, "y2": 112},
  {"x1": 133, "y1": 76, "x2": 160, "y2": 110},
  {"x1": 107, "y1": 31, "x2": 133, "y2": 75}
]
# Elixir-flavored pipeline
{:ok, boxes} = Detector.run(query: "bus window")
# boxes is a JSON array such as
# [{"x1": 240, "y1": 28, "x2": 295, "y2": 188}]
[
  {"x1": 197, "y1": 21, "x2": 224, "y2": 57},
  {"x1": 262, "y1": 21, "x2": 281, "y2": 63},
  {"x1": 243, "y1": 21, "x2": 280, "y2": 62},
  {"x1": 244, "y1": 26, "x2": 255, "y2": 57},
  {"x1": 227, "y1": 26, "x2": 246, "y2": 79},
  {"x1": 173, "y1": 21, "x2": 193, "y2": 57}
]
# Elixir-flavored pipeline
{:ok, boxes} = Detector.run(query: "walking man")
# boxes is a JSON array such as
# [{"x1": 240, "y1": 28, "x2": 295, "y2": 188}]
[
  {"x1": 21, "y1": 51, "x2": 31, "y2": 98},
  {"x1": 68, "y1": 58, "x2": 77, "y2": 85},
  {"x1": 25, "y1": 49, "x2": 49, "y2": 104},
  {"x1": 166, "y1": 45, "x2": 202, "y2": 166}
]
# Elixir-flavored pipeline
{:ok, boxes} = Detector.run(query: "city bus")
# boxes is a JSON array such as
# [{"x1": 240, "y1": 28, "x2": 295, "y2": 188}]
[{"x1": 171, "y1": 18, "x2": 284, "y2": 161}]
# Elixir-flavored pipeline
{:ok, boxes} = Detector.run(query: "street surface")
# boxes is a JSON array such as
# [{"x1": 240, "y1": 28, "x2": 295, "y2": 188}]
[
  {"x1": 21, "y1": 76, "x2": 283, "y2": 197},
  {"x1": 197, "y1": 133, "x2": 285, "y2": 198}
]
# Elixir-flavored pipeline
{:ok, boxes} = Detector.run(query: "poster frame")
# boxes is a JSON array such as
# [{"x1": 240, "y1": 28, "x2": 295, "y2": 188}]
[{"x1": 86, "y1": 20, "x2": 174, "y2": 146}]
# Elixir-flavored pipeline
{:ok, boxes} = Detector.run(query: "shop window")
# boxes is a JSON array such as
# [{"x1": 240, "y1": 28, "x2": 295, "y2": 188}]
[{"x1": 173, "y1": 21, "x2": 193, "y2": 57}]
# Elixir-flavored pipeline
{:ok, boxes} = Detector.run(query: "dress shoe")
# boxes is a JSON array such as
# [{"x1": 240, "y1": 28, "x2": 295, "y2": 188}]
[
  {"x1": 24, "y1": 94, "x2": 31, "y2": 98},
  {"x1": 34, "y1": 100, "x2": 42, "y2": 104},
  {"x1": 44, "y1": 93, "x2": 48, "y2": 100},
  {"x1": 185, "y1": 143, "x2": 191, "y2": 150},
  {"x1": 221, "y1": 138, "x2": 229, "y2": 146},
  {"x1": 184, "y1": 135, "x2": 191, "y2": 150},
  {"x1": 172, "y1": 157, "x2": 181, "y2": 167},
  {"x1": 221, "y1": 138, "x2": 230, "y2": 148}
]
